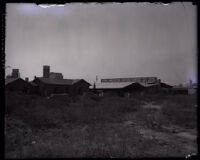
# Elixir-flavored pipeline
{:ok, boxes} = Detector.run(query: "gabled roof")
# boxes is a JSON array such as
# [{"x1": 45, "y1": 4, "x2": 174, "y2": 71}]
[
  {"x1": 35, "y1": 77, "x2": 90, "y2": 85},
  {"x1": 90, "y1": 82, "x2": 143, "y2": 89},
  {"x1": 5, "y1": 78, "x2": 20, "y2": 85}
]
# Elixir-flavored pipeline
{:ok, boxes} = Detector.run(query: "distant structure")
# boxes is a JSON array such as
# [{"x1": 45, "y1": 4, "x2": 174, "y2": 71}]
[
  {"x1": 5, "y1": 65, "x2": 91, "y2": 96},
  {"x1": 11, "y1": 69, "x2": 20, "y2": 78},
  {"x1": 91, "y1": 76, "x2": 174, "y2": 96},
  {"x1": 6, "y1": 69, "x2": 20, "y2": 79},
  {"x1": 101, "y1": 77, "x2": 159, "y2": 84},
  {"x1": 49, "y1": 72, "x2": 63, "y2": 79},
  {"x1": 91, "y1": 77, "x2": 161, "y2": 96},
  {"x1": 32, "y1": 65, "x2": 91, "y2": 96},
  {"x1": 188, "y1": 79, "x2": 197, "y2": 95},
  {"x1": 43, "y1": 65, "x2": 50, "y2": 78},
  {"x1": 6, "y1": 74, "x2": 12, "y2": 79},
  {"x1": 43, "y1": 66, "x2": 63, "y2": 79}
]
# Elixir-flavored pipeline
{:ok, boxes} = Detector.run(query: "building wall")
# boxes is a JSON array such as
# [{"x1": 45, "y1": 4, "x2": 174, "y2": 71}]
[
  {"x1": 43, "y1": 84, "x2": 72, "y2": 96},
  {"x1": 29, "y1": 85, "x2": 40, "y2": 95},
  {"x1": 49, "y1": 72, "x2": 63, "y2": 79}
]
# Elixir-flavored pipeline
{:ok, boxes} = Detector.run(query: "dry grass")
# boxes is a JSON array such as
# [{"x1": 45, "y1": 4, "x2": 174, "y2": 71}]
[{"x1": 5, "y1": 91, "x2": 197, "y2": 158}]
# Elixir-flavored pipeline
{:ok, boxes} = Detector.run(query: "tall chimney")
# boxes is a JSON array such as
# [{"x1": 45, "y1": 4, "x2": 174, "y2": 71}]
[
  {"x1": 12, "y1": 69, "x2": 20, "y2": 78},
  {"x1": 25, "y1": 77, "x2": 29, "y2": 82},
  {"x1": 43, "y1": 65, "x2": 50, "y2": 78}
]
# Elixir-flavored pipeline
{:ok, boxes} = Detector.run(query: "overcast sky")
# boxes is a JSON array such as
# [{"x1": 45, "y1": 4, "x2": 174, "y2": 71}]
[{"x1": 5, "y1": 2, "x2": 197, "y2": 85}]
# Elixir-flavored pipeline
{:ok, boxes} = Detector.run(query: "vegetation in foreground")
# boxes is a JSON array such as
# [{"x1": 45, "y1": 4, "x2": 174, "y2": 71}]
[{"x1": 5, "y1": 91, "x2": 197, "y2": 158}]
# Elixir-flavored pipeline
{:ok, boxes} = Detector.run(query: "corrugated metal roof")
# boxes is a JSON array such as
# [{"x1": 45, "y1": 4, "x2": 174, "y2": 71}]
[
  {"x1": 5, "y1": 78, "x2": 19, "y2": 85},
  {"x1": 36, "y1": 77, "x2": 87, "y2": 85}
]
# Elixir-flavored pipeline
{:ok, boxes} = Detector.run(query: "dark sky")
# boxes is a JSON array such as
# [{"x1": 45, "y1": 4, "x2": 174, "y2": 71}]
[{"x1": 5, "y1": 2, "x2": 197, "y2": 85}]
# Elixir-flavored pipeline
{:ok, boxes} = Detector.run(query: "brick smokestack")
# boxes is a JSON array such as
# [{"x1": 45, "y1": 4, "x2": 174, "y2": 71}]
[
  {"x1": 25, "y1": 77, "x2": 29, "y2": 82},
  {"x1": 43, "y1": 65, "x2": 50, "y2": 78},
  {"x1": 12, "y1": 69, "x2": 20, "y2": 78}
]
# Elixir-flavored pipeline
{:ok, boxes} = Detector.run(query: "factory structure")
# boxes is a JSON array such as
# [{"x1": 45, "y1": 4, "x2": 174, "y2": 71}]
[
  {"x1": 5, "y1": 65, "x2": 91, "y2": 96},
  {"x1": 90, "y1": 77, "x2": 173, "y2": 96},
  {"x1": 91, "y1": 76, "x2": 198, "y2": 96},
  {"x1": 5, "y1": 66, "x2": 197, "y2": 96}
]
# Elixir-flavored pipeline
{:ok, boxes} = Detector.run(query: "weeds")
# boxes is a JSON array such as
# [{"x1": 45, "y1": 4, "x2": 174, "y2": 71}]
[{"x1": 5, "y1": 92, "x2": 197, "y2": 158}]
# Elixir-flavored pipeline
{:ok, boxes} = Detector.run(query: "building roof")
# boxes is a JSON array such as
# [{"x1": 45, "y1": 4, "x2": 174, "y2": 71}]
[
  {"x1": 5, "y1": 78, "x2": 19, "y2": 85},
  {"x1": 160, "y1": 82, "x2": 173, "y2": 88},
  {"x1": 90, "y1": 82, "x2": 144, "y2": 89},
  {"x1": 36, "y1": 77, "x2": 90, "y2": 85}
]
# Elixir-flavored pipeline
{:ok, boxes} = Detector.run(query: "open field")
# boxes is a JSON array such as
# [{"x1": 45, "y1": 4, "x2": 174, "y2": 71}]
[{"x1": 5, "y1": 92, "x2": 197, "y2": 158}]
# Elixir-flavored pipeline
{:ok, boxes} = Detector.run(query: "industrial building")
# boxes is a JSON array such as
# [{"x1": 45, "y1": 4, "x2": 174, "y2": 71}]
[
  {"x1": 91, "y1": 77, "x2": 174, "y2": 96},
  {"x1": 101, "y1": 77, "x2": 160, "y2": 84},
  {"x1": 5, "y1": 66, "x2": 91, "y2": 96},
  {"x1": 32, "y1": 66, "x2": 91, "y2": 96}
]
